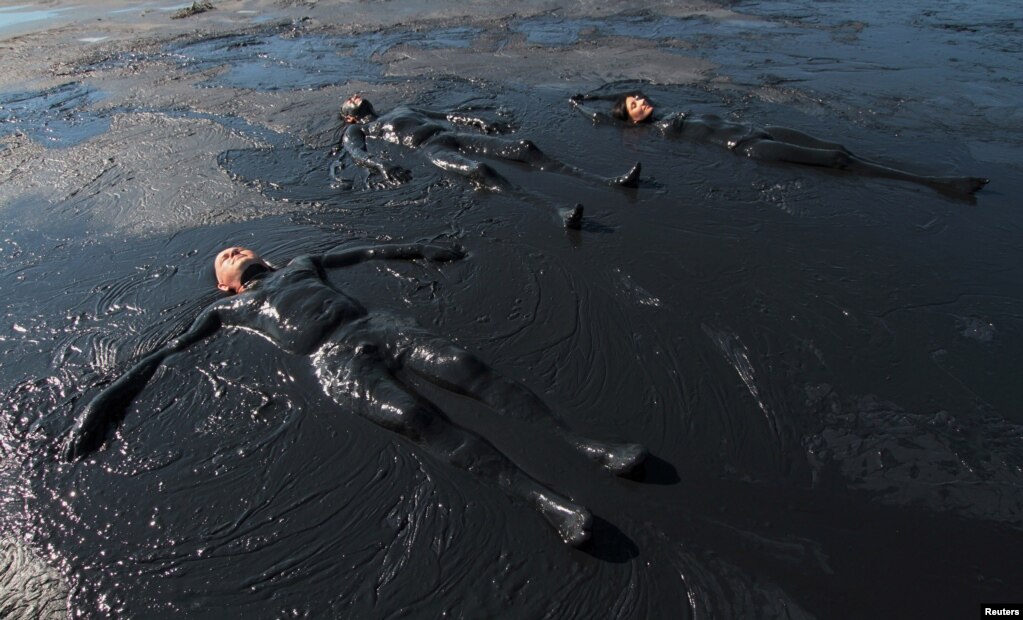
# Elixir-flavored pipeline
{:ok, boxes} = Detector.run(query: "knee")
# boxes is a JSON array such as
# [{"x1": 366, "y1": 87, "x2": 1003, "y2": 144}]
[
  {"x1": 831, "y1": 151, "x2": 852, "y2": 169},
  {"x1": 391, "y1": 404, "x2": 434, "y2": 438},
  {"x1": 475, "y1": 162, "x2": 496, "y2": 176},
  {"x1": 517, "y1": 139, "x2": 539, "y2": 154},
  {"x1": 447, "y1": 349, "x2": 488, "y2": 377},
  {"x1": 468, "y1": 162, "x2": 501, "y2": 188}
]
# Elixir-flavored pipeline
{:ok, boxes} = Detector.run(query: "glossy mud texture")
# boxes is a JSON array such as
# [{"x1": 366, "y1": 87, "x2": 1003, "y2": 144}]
[{"x1": 1, "y1": 1, "x2": 1022, "y2": 618}]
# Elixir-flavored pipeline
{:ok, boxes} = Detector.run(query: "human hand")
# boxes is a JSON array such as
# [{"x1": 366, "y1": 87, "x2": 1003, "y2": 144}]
[
  {"x1": 62, "y1": 399, "x2": 108, "y2": 462},
  {"x1": 421, "y1": 243, "x2": 466, "y2": 263}
]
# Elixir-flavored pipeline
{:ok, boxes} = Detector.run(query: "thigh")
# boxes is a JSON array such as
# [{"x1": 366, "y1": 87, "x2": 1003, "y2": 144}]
[
  {"x1": 451, "y1": 134, "x2": 545, "y2": 162},
  {"x1": 422, "y1": 136, "x2": 487, "y2": 171},
  {"x1": 763, "y1": 126, "x2": 848, "y2": 151},
  {"x1": 402, "y1": 334, "x2": 490, "y2": 387},
  {"x1": 422, "y1": 143, "x2": 485, "y2": 173},
  {"x1": 421, "y1": 139, "x2": 510, "y2": 190},
  {"x1": 742, "y1": 139, "x2": 845, "y2": 168},
  {"x1": 317, "y1": 343, "x2": 440, "y2": 437}
]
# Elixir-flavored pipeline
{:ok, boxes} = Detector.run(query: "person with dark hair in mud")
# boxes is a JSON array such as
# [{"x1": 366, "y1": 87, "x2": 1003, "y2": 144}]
[
  {"x1": 570, "y1": 90, "x2": 989, "y2": 198},
  {"x1": 335, "y1": 94, "x2": 642, "y2": 228},
  {"x1": 62, "y1": 242, "x2": 648, "y2": 545}
]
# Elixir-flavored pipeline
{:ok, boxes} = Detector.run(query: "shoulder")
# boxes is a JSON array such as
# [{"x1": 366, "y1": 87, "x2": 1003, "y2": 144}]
[
  {"x1": 387, "y1": 105, "x2": 419, "y2": 117},
  {"x1": 290, "y1": 255, "x2": 317, "y2": 268},
  {"x1": 655, "y1": 111, "x2": 687, "y2": 129},
  {"x1": 281, "y1": 255, "x2": 325, "y2": 276}
]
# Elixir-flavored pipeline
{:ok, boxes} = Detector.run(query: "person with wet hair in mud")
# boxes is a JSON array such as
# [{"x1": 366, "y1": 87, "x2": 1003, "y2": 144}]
[
  {"x1": 62, "y1": 242, "x2": 648, "y2": 546},
  {"x1": 569, "y1": 90, "x2": 989, "y2": 198},
  {"x1": 335, "y1": 94, "x2": 642, "y2": 228}
]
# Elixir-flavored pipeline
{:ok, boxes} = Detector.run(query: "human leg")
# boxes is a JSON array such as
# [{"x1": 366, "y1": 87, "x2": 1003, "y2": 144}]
[
  {"x1": 313, "y1": 341, "x2": 592, "y2": 544},
  {"x1": 453, "y1": 134, "x2": 641, "y2": 187},
  {"x1": 391, "y1": 327, "x2": 647, "y2": 475},
  {"x1": 762, "y1": 125, "x2": 852, "y2": 152},
  {"x1": 421, "y1": 138, "x2": 513, "y2": 192},
  {"x1": 422, "y1": 136, "x2": 587, "y2": 228},
  {"x1": 743, "y1": 139, "x2": 988, "y2": 196}
]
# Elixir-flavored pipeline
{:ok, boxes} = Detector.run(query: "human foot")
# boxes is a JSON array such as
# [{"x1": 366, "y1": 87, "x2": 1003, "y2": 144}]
[
  {"x1": 609, "y1": 162, "x2": 641, "y2": 187},
  {"x1": 533, "y1": 491, "x2": 592, "y2": 546},
  {"x1": 574, "y1": 439, "x2": 648, "y2": 476},
  {"x1": 561, "y1": 203, "x2": 584, "y2": 229},
  {"x1": 931, "y1": 176, "x2": 989, "y2": 198},
  {"x1": 949, "y1": 176, "x2": 989, "y2": 195}
]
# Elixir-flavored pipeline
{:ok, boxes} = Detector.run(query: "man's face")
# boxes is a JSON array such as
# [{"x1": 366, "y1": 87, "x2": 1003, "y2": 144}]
[
  {"x1": 626, "y1": 95, "x2": 654, "y2": 123},
  {"x1": 214, "y1": 247, "x2": 266, "y2": 294}
]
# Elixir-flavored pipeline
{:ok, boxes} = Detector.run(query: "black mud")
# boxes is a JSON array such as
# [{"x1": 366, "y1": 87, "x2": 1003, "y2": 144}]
[{"x1": 1, "y1": 1, "x2": 1021, "y2": 618}]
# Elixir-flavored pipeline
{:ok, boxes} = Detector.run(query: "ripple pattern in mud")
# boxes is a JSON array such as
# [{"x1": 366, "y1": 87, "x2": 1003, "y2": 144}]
[{"x1": 0, "y1": 1, "x2": 1022, "y2": 618}]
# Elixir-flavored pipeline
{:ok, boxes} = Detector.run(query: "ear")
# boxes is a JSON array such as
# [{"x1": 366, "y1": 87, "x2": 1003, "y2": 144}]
[{"x1": 217, "y1": 282, "x2": 232, "y2": 293}]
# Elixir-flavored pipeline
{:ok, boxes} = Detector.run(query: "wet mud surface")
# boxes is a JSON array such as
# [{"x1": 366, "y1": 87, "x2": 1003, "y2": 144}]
[{"x1": 1, "y1": 0, "x2": 1022, "y2": 617}]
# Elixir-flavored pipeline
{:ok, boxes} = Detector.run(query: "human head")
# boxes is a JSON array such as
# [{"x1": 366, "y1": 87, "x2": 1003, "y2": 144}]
[
  {"x1": 611, "y1": 91, "x2": 654, "y2": 124},
  {"x1": 340, "y1": 94, "x2": 377, "y2": 124},
  {"x1": 214, "y1": 247, "x2": 270, "y2": 294}
]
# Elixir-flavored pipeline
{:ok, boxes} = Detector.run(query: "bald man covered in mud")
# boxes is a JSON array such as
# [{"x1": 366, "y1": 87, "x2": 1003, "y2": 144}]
[
  {"x1": 571, "y1": 90, "x2": 989, "y2": 199},
  {"x1": 334, "y1": 94, "x2": 641, "y2": 228},
  {"x1": 63, "y1": 242, "x2": 648, "y2": 545}
]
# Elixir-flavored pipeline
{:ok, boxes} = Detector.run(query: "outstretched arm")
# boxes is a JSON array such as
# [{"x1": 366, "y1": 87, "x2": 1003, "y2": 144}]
[
  {"x1": 568, "y1": 94, "x2": 618, "y2": 125},
  {"x1": 62, "y1": 307, "x2": 224, "y2": 461},
  {"x1": 318, "y1": 242, "x2": 465, "y2": 269},
  {"x1": 340, "y1": 124, "x2": 411, "y2": 184},
  {"x1": 569, "y1": 92, "x2": 625, "y2": 102}
]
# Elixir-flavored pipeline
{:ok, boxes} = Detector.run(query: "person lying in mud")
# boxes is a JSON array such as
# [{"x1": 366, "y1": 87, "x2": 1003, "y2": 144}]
[
  {"x1": 62, "y1": 242, "x2": 648, "y2": 546},
  {"x1": 335, "y1": 94, "x2": 642, "y2": 228},
  {"x1": 570, "y1": 90, "x2": 989, "y2": 198}
]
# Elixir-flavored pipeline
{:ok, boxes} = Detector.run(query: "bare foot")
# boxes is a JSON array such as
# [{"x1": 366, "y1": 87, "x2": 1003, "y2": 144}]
[
  {"x1": 561, "y1": 203, "x2": 584, "y2": 229},
  {"x1": 949, "y1": 176, "x2": 990, "y2": 195},
  {"x1": 609, "y1": 162, "x2": 642, "y2": 187},
  {"x1": 931, "y1": 176, "x2": 989, "y2": 198},
  {"x1": 574, "y1": 439, "x2": 649, "y2": 476},
  {"x1": 533, "y1": 491, "x2": 592, "y2": 546}
]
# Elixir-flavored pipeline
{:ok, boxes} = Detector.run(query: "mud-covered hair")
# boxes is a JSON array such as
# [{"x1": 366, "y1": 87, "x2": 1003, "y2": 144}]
[
  {"x1": 611, "y1": 91, "x2": 651, "y2": 123},
  {"x1": 340, "y1": 97, "x2": 376, "y2": 122}
]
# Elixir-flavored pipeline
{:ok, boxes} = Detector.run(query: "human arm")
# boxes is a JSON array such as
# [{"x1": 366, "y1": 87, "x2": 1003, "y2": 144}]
[
  {"x1": 62, "y1": 307, "x2": 224, "y2": 461},
  {"x1": 340, "y1": 124, "x2": 412, "y2": 184},
  {"x1": 568, "y1": 94, "x2": 618, "y2": 125},
  {"x1": 317, "y1": 242, "x2": 466, "y2": 269}
]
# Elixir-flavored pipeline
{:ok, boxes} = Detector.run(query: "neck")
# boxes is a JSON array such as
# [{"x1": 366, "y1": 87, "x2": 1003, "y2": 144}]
[{"x1": 239, "y1": 263, "x2": 271, "y2": 290}]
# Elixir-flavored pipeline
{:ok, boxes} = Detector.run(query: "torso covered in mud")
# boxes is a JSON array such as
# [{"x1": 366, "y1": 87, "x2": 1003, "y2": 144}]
[
  {"x1": 363, "y1": 106, "x2": 449, "y2": 148},
  {"x1": 656, "y1": 112, "x2": 770, "y2": 151},
  {"x1": 212, "y1": 256, "x2": 369, "y2": 356}
]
